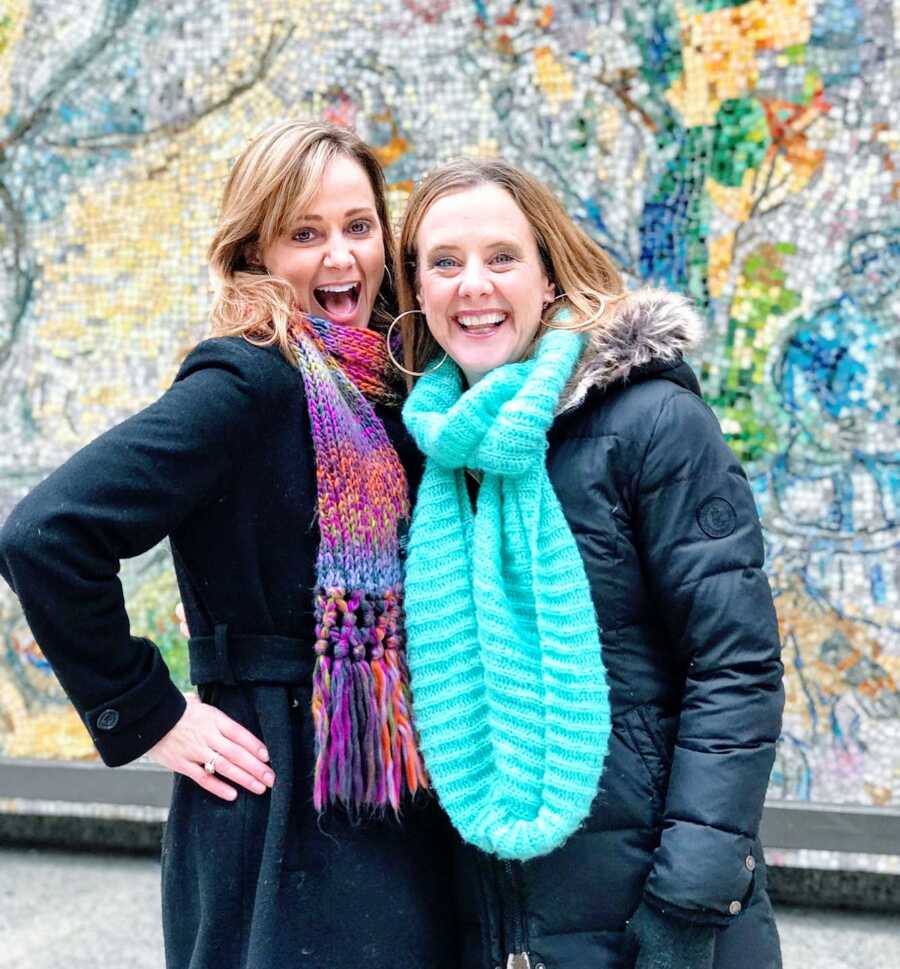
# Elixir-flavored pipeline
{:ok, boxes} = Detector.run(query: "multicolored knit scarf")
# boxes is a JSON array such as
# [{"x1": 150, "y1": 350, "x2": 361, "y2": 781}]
[{"x1": 288, "y1": 314, "x2": 428, "y2": 813}]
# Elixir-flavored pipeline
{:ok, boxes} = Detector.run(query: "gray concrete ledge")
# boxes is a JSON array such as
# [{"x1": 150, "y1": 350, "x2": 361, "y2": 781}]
[
  {"x1": 4, "y1": 759, "x2": 900, "y2": 912},
  {"x1": 1, "y1": 810, "x2": 899, "y2": 914},
  {"x1": 760, "y1": 800, "x2": 900, "y2": 855},
  {"x1": 4, "y1": 758, "x2": 900, "y2": 854},
  {"x1": 0, "y1": 811, "x2": 164, "y2": 853},
  {"x1": 0, "y1": 757, "x2": 173, "y2": 807},
  {"x1": 767, "y1": 866, "x2": 900, "y2": 913}
]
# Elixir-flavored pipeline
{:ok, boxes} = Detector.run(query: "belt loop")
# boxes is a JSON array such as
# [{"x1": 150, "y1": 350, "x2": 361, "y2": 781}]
[{"x1": 214, "y1": 624, "x2": 237, "y2": 686}]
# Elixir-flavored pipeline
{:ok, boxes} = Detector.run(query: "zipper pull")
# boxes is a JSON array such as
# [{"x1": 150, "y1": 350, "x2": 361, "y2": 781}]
[{"x1": 506, "y1": 954, "x2": 531, "y2": 969}]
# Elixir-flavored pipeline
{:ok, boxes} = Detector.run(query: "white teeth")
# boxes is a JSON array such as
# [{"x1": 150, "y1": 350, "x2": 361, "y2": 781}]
[
  {"x1": 456, "y1": 312, "x2": 506, "y2": 327},
  {"x1": 317, "y1": 283, "x2": 358, "y2": 293}
]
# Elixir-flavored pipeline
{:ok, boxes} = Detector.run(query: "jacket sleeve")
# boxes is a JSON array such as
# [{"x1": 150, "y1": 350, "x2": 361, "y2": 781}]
[
  {"x1": 633, "y1": 389, "x2": 784, "y2": 925},
  {"x1": 0, "y1": 338, "x2": 284, "y2": 766}
]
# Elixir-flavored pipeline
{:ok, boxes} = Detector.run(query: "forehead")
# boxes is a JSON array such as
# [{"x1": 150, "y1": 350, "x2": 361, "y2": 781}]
[
  {"x1": 417, "y1": 183, "x2": 534, "y2": 248},
  {"x1": 299, "y1": 154, "x2": 377, "y2": 216}
]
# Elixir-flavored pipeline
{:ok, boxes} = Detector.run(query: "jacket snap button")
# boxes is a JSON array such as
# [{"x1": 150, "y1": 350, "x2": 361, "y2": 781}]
[
  {"x1": 728, "y1": 900, "x2": 742, "y2": 915},
  {"x1": 745, "y1": 855, "x2": 756, "y2": 871},
  {"x1": 96, "y1": 709, "x2": 119, "y2": 731}
]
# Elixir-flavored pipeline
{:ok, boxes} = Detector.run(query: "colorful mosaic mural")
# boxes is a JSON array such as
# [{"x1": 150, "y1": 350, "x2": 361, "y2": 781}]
[{"x1": 0, "y1": 2, "x2": 898, "y2": 821}]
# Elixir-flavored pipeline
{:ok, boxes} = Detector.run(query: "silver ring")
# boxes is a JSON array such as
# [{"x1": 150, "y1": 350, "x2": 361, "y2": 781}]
[{"x1": 203, "y1": 752, "x2": 221, "y2": 775}]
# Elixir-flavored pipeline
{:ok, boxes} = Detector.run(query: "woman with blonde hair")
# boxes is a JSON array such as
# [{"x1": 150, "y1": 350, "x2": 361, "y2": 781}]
[
  {"x1": 0, "y1": 121, "x2": 458, "y2": 969},
  {"x1": 393, "y1": 158, "x2": 784, "y2": 969}
]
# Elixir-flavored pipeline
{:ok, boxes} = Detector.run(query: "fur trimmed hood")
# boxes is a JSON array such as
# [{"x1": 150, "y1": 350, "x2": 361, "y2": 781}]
[{"x1": 558, "y1": 287, "x2": 705, "y2": 414}]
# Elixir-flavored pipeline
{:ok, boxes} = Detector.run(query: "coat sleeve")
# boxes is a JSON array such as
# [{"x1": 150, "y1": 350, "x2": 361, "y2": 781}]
[
  {"x1": 633, "y1": 389, "x2": 784, "y2": 925},
  {"x1": 0, "y1": 338, "x2": 287, "y2": 766}
]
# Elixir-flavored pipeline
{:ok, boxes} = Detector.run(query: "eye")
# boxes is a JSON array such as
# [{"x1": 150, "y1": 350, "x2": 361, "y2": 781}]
[
  {"x1": 349, "y1": 219, "x2": 373, "y2": 235},
  {"x1": 431, "y1": 256, "x2": 459, "y2": 270},
  {"x1": 292, "y1": 227, "x2": 316, "y2": 243},
  {"x1": 491, "y1": 251, "x2": 516, "y2": 266}
]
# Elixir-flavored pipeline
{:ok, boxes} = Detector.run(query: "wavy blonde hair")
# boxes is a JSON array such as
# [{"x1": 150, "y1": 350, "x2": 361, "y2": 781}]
[
  {"x1": 395, "y1": 157, "x2": 625, "y2": 382},
  {"x1": 208, "y1": 120, "x2": 396, "y2": 360}
]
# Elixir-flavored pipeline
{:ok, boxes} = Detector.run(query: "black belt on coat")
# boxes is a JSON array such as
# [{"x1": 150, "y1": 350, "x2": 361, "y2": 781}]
[{"x1": 188, "y1": 624, "x2": 313, "y2": 686}]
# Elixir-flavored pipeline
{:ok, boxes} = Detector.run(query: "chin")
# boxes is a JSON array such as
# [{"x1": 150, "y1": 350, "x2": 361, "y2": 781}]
[
  {"x1": 457, "y1": 356, "x2": 505, "y2": 384},
  {"x1": 461, "y1": 346, "x2": 513, "y2": 372}
]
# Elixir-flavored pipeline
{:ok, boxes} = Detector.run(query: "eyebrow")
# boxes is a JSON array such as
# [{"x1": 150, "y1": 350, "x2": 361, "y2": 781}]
[
  {"x1": 425, "y1": 239, "x2": 526, "y2": 257},
  {"x1": 292, "y1": 207, "x2": 377, "y2": 222}
]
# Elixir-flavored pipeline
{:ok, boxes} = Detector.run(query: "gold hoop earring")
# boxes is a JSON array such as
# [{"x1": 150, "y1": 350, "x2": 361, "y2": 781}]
[
  {"x1": 386, "y1": 310, "x2": 449, "y2": 378},
  {"x1": 542, "y1": 291, "x2": 609, "y2": 331}
]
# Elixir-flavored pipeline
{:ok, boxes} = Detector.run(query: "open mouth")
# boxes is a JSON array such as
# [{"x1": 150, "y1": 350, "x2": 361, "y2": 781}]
[
  {"x1": 454, "y1": 311, "x2": 507, "y2": 335},
  {"x1": 314, "y1": 282, "x2": 361, "y2": 322}
]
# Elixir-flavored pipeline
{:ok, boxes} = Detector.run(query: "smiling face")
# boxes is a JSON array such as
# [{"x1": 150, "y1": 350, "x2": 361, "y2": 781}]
[
  {"x1": 259, "y1": 154, "x2": 385, "y2": 328},
  {"x1": 414, "y1": 183, "x2": 555, "y2": 384}
]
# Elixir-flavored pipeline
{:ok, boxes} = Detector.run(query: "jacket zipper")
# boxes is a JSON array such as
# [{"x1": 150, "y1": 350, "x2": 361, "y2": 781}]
[
  {"x1": 506, "y1": 954, "x2": 531, "y2": 969},
  {"x1": 501, "y1": 859, "x2": 530, "y2": 969}
]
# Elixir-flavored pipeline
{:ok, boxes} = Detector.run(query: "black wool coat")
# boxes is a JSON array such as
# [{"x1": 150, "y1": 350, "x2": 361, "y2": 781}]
[
  {"x1": 452, "y1": 291, "x2": 785, "y2": 969},
  {"x1": 0, "y1": 337, "x2": 459, "y2": 969}
]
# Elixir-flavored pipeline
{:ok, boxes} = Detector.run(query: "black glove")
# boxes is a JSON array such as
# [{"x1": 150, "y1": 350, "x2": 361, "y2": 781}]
[{"x1": 625, "y1": 900, "x2": 715, "y2": 969}]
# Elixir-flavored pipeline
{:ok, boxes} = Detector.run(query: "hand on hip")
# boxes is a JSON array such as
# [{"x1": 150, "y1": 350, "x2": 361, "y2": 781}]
[{"x1": 148, "y1": 693, "x2": 274, "y2": 801}]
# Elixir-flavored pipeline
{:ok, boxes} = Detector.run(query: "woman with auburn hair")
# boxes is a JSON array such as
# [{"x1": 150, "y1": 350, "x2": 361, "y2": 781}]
[
  {"x1": 392, "y1": 158, "x2": 784, "y2": 969},
  {"x1": 0, "y1": 121, "x2": 458, "y2": 969}
]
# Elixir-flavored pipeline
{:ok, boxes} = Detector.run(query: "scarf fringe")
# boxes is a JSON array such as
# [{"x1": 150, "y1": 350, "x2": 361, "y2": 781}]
[{"x1": 311, "y1": 585, "x2": 428, "y2": 813}]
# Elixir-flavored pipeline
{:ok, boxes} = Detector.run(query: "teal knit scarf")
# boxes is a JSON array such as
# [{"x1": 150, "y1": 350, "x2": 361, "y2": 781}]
[{"x1": 402, "y1": 328, "x2": 611, "y2": 860}]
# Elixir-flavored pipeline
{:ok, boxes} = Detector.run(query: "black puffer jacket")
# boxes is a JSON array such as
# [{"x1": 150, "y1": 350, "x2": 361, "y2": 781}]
[{"x1": 453, "y1": 290, "x2": 785, "y2": 969}]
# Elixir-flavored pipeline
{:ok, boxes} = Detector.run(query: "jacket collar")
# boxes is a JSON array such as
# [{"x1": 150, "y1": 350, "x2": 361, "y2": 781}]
[{"x1": 557, "y1": 287, "x2": 705, "y2": 414}]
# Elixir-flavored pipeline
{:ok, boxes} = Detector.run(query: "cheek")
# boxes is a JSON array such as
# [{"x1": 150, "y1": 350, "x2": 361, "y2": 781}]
[
  {"x1": 416, "y1": 283, "x2": 449, "y2": 342},
  {"x1": 356, "y1": 243, "x2": 385, "y2": 300},
  {"x1": 518, "y1": 318, "x2": 544, "y2": 351},
  {"x1": 418, "y1": 275, "x2": 449, "y2": 311},
  {"x1": 421, "y1": 288, "x2": 452, "y2": 335},
  {"x1": 363, "y1": 238, "x2": 385, "y2": 274},
  {"x1": 279, "y1": 252, "x2": 315, "y2": 287},
  {"x1": 511, "y1": 278, "x2": 546, "y2": 325}
]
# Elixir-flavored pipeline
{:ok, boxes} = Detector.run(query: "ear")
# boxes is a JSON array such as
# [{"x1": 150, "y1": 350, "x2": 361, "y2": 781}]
[
  {"x1": 541, "y1": 275, "x2": 556, "y2": 306},
  {"x1": 245, "y1": 242, "x2": 264, "y2": 270}
]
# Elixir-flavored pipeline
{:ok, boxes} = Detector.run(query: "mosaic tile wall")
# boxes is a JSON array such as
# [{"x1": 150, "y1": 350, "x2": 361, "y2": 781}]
[{"x1": 0, "y1": 0, "x2": 897, "y2": 829}]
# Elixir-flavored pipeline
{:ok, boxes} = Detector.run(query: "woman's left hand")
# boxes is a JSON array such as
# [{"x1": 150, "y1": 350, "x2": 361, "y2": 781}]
[{"x1": 625, "y1": 901, "x2": 715, "y2": 969}]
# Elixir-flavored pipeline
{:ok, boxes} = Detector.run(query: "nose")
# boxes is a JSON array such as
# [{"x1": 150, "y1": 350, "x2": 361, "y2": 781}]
[
  {"x1": 323, "y1": 231, "x2": 354, "y2": 271},
  {"x1": 458, "y1": 258, "x2": 493, "y2": 299}
]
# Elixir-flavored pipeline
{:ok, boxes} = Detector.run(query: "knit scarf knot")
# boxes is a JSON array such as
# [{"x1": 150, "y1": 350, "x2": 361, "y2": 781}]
[
  {"x1": 403, "y1": 327, "x2": 611, "y2": 860},
  {"x1": 412, "y1": 361, "x2": 562, "y2": 477},
  {"x1": 289, "y1": 315, "x2": 427, "y2": 814}
]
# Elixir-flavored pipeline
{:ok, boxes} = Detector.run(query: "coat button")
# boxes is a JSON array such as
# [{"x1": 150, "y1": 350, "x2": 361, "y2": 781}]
[
  {"x1": 728, "y1": 900, "x2": 742, "y2": 915},
  {"x1": 745, "y1": 855, "x2": 756, "y2": 871},
  {"x1": 96, "y1": 709, "x2": 119, "y2": 731}
]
